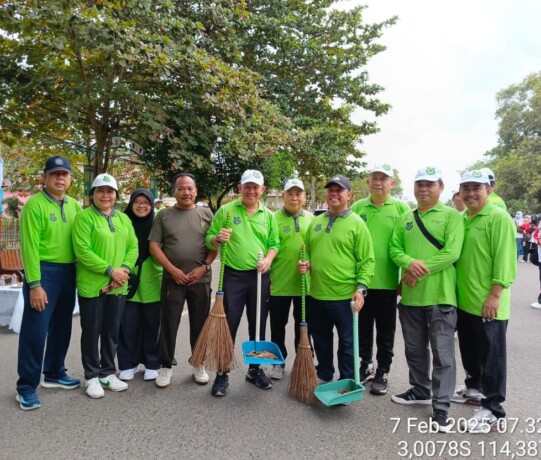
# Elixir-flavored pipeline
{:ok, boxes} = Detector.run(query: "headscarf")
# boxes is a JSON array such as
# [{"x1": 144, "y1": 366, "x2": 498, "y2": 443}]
[{"x1": 124, "y1": 189, "x2": 155, "y2": 264}]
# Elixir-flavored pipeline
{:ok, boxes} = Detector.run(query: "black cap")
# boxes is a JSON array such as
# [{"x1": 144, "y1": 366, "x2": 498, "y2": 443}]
[
  {"x1": 324, "y1": 174, "x2": 351, "y2": 191},
  {"x1": 44, "y1": 155, "x2": 72, "y2": 173}
]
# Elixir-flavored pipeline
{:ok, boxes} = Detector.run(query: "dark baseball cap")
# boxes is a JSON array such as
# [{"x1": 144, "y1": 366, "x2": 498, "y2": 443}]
[
  {"x1": 44, "y1": 155, "x2": 72, "y2": 173},
  {"x1": 324, "y1": 174, "x2": 351, "y2": 191}
]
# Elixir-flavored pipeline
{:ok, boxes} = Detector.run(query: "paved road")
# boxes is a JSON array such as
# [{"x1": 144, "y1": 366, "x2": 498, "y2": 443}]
[{"x1": 1, "y1": 261, "x2": 541, "y2": 459}]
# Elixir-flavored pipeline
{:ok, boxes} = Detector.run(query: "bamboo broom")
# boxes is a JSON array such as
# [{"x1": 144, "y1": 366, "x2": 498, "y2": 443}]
[
  {"x1": 288, "y1": 244, "x2": 318, "y2": 404},
  {"x1": 189, "y1": 211, "x2": 239, "y2": 372}
]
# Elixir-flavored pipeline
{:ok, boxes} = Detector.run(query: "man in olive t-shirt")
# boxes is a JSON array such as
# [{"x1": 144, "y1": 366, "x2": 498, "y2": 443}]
[{"x1": 149, "y1": 173, "x2": 217, "y2": 388}]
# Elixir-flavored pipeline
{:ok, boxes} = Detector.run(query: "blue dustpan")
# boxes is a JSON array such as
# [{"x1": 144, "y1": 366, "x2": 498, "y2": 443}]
[{"x1": 242, "y1": 252, "x2": 285, "y2": 365}]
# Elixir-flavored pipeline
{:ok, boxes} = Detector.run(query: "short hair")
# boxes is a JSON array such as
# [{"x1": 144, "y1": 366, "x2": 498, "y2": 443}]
[{"x1": 171, "y1": 173, "x2": 196, "y2": 190}]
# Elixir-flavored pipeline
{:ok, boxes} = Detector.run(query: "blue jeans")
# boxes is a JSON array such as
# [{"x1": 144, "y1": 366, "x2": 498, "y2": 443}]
[
  {"x1": 307, "y1": 298, "x2": 354, "y2": 381},
  {"x1": 17, "y1": 262, "x2": 77, "y2": 395},
  {"x1": 516, "y1": 238, "x2": 523, "y2": 257}
]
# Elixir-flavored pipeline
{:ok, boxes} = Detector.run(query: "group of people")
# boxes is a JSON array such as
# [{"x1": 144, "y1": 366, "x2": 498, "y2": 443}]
[{"x1": 15, "y1": 155, "x2": 517, "y2": 437}]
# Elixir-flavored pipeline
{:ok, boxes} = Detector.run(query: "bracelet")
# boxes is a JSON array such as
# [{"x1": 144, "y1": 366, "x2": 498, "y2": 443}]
[{"x1": 215, "y1": 235, "x2": 221, "y2": 245}]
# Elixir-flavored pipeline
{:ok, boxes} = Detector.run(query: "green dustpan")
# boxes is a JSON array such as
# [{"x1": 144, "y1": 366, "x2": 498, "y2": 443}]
[{"x1": 314, "y1": 303, "x2": 364, "y2": 406}]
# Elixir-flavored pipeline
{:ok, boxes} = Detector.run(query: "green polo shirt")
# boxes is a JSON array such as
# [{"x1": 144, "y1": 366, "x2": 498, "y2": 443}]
[
  {"x1": 306, "y1": 210, "x2": 374, "y2": 300},
  {"x1": 270, "y1": 208, "x2": 314, "y2": 296},
  {"x1": 206, "y1": 199, "x2": 279, "y2": 270},
  {"x1": 488, "y1": 191, "x2": 507, "y2": 211},
  {"x1": 390, "y1": 202, "x2": 464, "y2": 307},
  {"x1": 456, "y1": 202, "x2": 516, "y2": 320},
  {"x1": 130, "y1": 256, "x2": 163, "y2": 304},
  {"x1": 72, "y1": 207, "x2": 138, "y2": 297},
  {"x1": 20, "y1": 191, "x2": 81, "y2": 287},
  {"x1": 351, "y1": 196, "x2": 410, "y2": 290}
]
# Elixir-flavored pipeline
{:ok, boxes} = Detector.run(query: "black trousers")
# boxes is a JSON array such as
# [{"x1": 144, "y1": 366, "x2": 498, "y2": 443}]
[
  {"x1": 158, "y1": 278, "x2": 211, "y2": 368},
  {"x1": 358, "y1": 289, "x2": 398, "y2": 373},
  {"x1": 79, "y1": 295, "x2": 125, "y2": 380},
  {"x1": 223, "y1": 267, "x2": 270, "y2": 343},
  {"x1": 118, "y1": 300, "x2": 161, "y2": 371},
  {"x1": 457, "y1": 309, "x2": 508, "y2": 418},
  {"x1": 269, "y1": 295, "x2": 303, "y2": 361}
]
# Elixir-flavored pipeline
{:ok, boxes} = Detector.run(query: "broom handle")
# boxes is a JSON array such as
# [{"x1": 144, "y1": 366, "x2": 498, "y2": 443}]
[
  {"x1": 256, "y1": 251, "x2": 263, "y2": 343},
  {"x1": 217, "y1": 211, "x2": 232, "y2": 291},
  {"x1": 301, "y1": 244, "x2": 307, "y2": 323},
  {"x1": 352, "y1": 301, "x2": 360, "y2": 386}
]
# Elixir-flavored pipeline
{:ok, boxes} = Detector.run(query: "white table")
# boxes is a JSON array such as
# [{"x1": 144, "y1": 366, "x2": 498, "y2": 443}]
[{"x1": 0, "y1": 286, "x2": 79, "y2": 333}]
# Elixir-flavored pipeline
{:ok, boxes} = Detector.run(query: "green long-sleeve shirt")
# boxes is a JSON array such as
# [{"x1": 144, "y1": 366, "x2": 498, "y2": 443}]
[
  {"x1": 20, "y1": 191, "x2": 81, "y2": 287},
  {"x1": 306, "y1": 210, "x2": 374, "y2": 300},
  {"x1": 351, "y1": 196, "x2": 410, "y2": 290},
  {"x1": 72, "y1": 206, "x2": 138, "y2": 298},
  {"x1": 456, "y1": 202, "x2": 516, "y2": 320},
  {"x1": 390, "y1": 202, "x2": 464, "y2": 307},
  {"x1": 206, "y1": 199, "x2": 279, "y2": 270},
  {"x1": 270, "y1": 208, "x2": 314, "y2": 296}
]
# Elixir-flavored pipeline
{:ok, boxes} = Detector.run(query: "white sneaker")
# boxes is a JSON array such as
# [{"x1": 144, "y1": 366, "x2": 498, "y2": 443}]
[
  {"x1": 451, "y1": 385, "x2": 484, "y2": 405},
  {"x1": 192, "y1": 365, "x2": 209, "y2": 385},
  {"x1": 156, "y1": 368, "x2": 173, "y2": 388},
  {"x1": 85, "y1": 378, "x2": 105, "y2": 399},
  {"x1": 99, "y1": 374, "x2": 128, "y2": 392},
  {"x1": 461, "y1": 408, "x2": 500, "y2": 433},
  {"x1": 530, "y1": 302, "x2": 541, "y2": 309},
  {"x1": 143, "y1": 369, "x2": 158, "y2": 381},
  {"x1": 269, "y1": 364, "x2": 285, "y2": 380},
  {"x1": 118, "y1": 366, "x2": 139, "y2": 381}
]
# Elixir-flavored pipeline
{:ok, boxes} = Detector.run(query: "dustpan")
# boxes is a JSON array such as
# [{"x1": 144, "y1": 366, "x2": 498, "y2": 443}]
[
  {"x1": 314, "y1": 302, "x2": 364, "y2": 406},
  {"x1": 242, "y1": 252, "x2": 285, "y2": 365}
]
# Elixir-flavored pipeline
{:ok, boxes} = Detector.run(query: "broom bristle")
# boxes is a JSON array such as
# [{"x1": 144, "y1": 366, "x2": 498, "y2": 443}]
[
  {"x1": 189, "y1": 294, "x2": 240, "y2": 372},
  {"x1": 288, "y1": 326, "x2": 318, "y2": 405}
]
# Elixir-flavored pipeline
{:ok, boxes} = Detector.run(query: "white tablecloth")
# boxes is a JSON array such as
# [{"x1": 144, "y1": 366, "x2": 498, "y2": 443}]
[{"x1": 0, "y1": 286, "x2": 79, "y2": 333}]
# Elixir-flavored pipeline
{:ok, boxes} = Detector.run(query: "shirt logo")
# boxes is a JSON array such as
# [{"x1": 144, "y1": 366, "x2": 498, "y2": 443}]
[
  {"x1": 50, "y1": 213, "x2": 57, "y2": 222},
  {"x1": 406, "y1": 222, "x2": 413, "y2": 231},
  {"x1": 314, "y1": 224, "x2": 322, "y2": 232},
  {"x1": 283, "y1": 225, "x2": 291, "y2": 234},
  {"x1": 233, "y1": 216, "x2": 241, "y2": 225},
  {"x1": 360, "y1": 214, "x2": 367, "y2": 222}
]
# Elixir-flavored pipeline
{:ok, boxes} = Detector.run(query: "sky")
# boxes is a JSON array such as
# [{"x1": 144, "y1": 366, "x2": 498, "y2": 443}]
[{"x1": 338, "y1": 0, "x2": 541, "y2": 200}]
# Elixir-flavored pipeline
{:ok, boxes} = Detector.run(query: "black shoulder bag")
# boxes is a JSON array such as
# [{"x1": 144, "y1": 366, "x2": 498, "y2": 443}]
[
  {"x1": 413, "y1": 209, "x2": 443, "y2": 250},
  {"x1": 126, "y1": 258, "x2": 144, "y2": 300}
]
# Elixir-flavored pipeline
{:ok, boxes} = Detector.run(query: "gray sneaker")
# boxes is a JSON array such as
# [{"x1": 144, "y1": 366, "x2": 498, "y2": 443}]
[
  {"x1": 451, "y1": 385, "x2": 484, "y2": 405},
  {"x1": 269, "y1": 365, "x2": 285, "y2": 380},
  {"x1": 359, "y1": 361, "x2": 375, "y2": 384}
]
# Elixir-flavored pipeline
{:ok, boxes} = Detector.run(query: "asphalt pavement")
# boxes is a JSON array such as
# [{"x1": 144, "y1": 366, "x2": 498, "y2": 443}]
[{"x1": 1, "y1": 261, "x2": 540, "y2": 459}]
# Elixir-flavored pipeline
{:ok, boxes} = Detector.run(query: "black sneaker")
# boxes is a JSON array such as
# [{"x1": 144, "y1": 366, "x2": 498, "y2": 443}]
[
  {"x1": 245, "y1": 367, "x2": 273, "y2": 390},
  {"x1": 431, "y1": 409, "x2": 453, "y2": 433},
  {"x1": 370, "y1": 369, "x2": 388, "y2": 395},
  {"x1": 211, "y1": 373, "x2": 229, "y2": 397},
  {"x1": 391, "y1": 388, "x2": 431, "y2": 405},
  {"x1": 359, "y1": 361, "x2": 375, "y2": 384}
]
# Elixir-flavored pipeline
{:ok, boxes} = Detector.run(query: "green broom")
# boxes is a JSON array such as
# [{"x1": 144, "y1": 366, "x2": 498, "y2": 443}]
[
  {"x1": 189, "y1": 211, "x2": 239, "y2": 372},
  {"x1": 288, "y1": 244, "x2": 318, "y2": 404}
]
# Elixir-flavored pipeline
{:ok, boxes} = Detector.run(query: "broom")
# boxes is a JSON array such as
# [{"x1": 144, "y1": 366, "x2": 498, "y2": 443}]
[
  {"x1": 189, "y1": 211, "x2": 239, "y2": 372},
  {"x1": 288, "y1": 244, "x2": 318, "y2": 404}
]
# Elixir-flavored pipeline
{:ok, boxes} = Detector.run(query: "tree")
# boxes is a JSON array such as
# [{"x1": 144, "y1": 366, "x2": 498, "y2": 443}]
[{"x1": 485, "y1": 72, "x2": 541, "y2": 212}]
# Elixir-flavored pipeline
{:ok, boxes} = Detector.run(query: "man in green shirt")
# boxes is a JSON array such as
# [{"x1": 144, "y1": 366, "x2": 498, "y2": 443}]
[
  {"x1": 299, "y1": 174, "x2": 374, "y2": 385},
  {"x1": 351, "y1": 164, "x2": 410, "y2": 395},
  {"x1": 268, "y1": 179, "x2": 314, "y2": 380},
  {"x1": 480, "y1": 167, "x2": 507, "y2": 211},
  {"x1": 16, "y1": 155, "x2": 81, "y2": 411},
  {"x1": 206, "y1": 169, "x2": 279, "y2": 396},
  {"x1": 453, "y1": 170, "x2": 516, "y2": 433},
  {"x1": 389, "y1": 166, "x2": 464, "y2": 433}
]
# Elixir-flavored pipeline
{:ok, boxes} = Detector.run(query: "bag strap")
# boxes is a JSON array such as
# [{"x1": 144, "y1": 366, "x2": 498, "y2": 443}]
[{"x1": 413, "y1": 209, "x2": 444, "y2": 250}]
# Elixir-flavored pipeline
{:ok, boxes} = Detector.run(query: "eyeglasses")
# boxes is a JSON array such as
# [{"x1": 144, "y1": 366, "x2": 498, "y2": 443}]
[{"x1": 134, "y1": 201, "x2": 151, "y2": 207}]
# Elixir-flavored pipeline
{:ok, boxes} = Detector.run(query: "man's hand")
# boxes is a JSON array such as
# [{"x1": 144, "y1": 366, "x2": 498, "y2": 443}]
[
  {"x1": 217, "y1": 228, "x2": 232, "y2": 244},
  {"x1": 402, "y1": 272, "x2": 418, "y2": 288},
  {"x1": 187, "y1": 266, "x2": 206, "y2": 285},
  {"x1": 351, "y1": 290, "x2": 365, "y2": 312},
  {"x1": 111, "y1": 268, "x2": 129, "y2": 286},
  {"x1": 30, "y1": 286, "x2": 48, "y2": 312},
  {"x1": 482, "y1": 293, "x2": 501, "y2": 321},
  {"x1": 405, "y1": 260, "x2": 429, "y2": 280},
  {"x1": 257, "y1": 256, "x2": 273, "y2": 274},
  {"x1": 298, "y1": 260, "x2": 310, "y2": 274},
  {"x1": 169, "y1": 266, "x2": 190, "y2": 285}
]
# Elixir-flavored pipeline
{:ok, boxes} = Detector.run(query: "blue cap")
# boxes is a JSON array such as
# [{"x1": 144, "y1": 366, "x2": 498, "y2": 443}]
[{"x1": 44, "y1": 155, "x2": 72, "y2": 174}]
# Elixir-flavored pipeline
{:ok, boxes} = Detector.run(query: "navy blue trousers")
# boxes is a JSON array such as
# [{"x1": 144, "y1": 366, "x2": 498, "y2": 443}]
[{"x1": 17, "y1": 262, "x2": 77, "y2": 396}]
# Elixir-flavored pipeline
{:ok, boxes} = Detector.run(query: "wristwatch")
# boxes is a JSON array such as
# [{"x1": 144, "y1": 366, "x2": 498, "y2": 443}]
[
  {"x1": 203, "y1": 264, "x2": 211, "y2": 272},
  {"x1": 357, "y1": 284, "x2": 368, "y2": 297}
]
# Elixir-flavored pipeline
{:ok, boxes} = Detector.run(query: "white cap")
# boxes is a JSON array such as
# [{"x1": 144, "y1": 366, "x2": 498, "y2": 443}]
[
  {"x1": 284, "y1": 179, "x2": 304, "y2": 191},
  {"x1": 369, "y1": 163, "x2": 394, "y2": 177},
  {"x1": 414, "y1": 166, "x2": 442, "y2": 182},
  {"x1": 240, "y1": 169, "x2": 264, "y2": 186},
  {"x1": 91, "y1": 173, "x2": 118, "y2": 191},
  {"x1": 154, "y1": 198, "x2": 163, "y2": 203},
  {"x1": 479, "y1": 167, "x2": 496, "y2": 185},
  {"x1": 459, "y1": 170, "x2": 491, "y2": 185}
]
